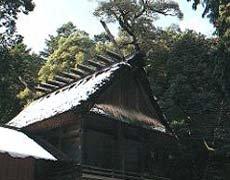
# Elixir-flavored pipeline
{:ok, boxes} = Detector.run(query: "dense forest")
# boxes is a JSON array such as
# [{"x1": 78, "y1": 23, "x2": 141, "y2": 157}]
[{"x1": 0, "y1": 0, "x2": 229, "y2": 179}]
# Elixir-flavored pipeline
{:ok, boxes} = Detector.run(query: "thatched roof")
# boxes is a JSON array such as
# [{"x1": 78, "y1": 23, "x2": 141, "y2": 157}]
[
  {"x1": 8, "y1": 62, "x2": 129, "y2": 128},
  {"x1": 7, "y1": 51, "x2": 171, "y2": 133}
]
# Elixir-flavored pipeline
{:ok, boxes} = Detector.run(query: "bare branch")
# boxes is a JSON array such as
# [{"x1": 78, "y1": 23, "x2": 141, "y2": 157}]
[
  {"x1": 150, "y1": 8, "x2": 177, "y2": 16},
  {"x1": 18, "y1": 76, "x2": 28, "y2": 88}
]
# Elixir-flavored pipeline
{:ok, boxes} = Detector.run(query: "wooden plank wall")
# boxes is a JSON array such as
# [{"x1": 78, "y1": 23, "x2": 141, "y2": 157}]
[
  {"x1": 95, "y1": 70, "x2": 163, "y2": 127},
  {"x1": 37, "y1": 121, "x2": 81, "y2": 162},
  {"x1": 0, "y1": 153, "x2": 34, "y2": 180},
  {"x1": 82, "y1": 113, "x2": 177, "y2": 178}
]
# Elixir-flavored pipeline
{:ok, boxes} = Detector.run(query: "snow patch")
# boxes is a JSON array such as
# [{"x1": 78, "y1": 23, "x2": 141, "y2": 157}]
[
  {"x1": 0, "y1": 127, "x2": 56, "y2": 160},
  {"x1": 7, "y1": 63, "x2": 126, "y2": 128}
]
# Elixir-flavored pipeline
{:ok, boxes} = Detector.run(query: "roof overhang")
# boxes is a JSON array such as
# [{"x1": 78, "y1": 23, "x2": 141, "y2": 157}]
[{"x1": 0, "y1": 126, "x2": 57, "y2": 161}]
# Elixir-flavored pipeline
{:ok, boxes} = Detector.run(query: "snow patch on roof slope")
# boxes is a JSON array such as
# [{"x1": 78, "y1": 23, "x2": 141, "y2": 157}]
[
  {"x1": 0, "y1": 127, "x2": 56, "y2": 160},
  {"x1": 7, "y1": 63, "x2": 127, "y2": 128}
]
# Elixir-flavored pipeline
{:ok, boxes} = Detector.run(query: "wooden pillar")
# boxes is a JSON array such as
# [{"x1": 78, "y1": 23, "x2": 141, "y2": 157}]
[
  {"x1": 111, "y1": 124, "x2": 115, "y2": 176},
  {"x1": 58, "y1": 128, "x2": 63, "y2": 150},
  {"x1": 80, "y1": 115, "x2": 85, "y2": 165},
  {"x1": 140, "y1": 128, "x2": 145, "y2": 178},
  {"x1": 120, "y1": 122, "x2": 125, "y2": 174},
  {"x1": 116, "y1": 121, "x2": 125, "y2": 174}
]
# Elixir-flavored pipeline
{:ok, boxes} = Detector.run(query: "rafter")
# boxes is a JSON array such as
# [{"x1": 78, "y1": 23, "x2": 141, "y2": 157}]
[
  {"x1": 105, "y1": 50, "x2": 123, "y2": 62},
  {"x1": 59, "y1": 72, "x2": 80, "y2": 80},
  {"x1": 35, "y1": 50, "x2": 124, "y2": 97},
  {"x1": 39, "y1": 82, "x2": 59, "y2": 90},
  {"x1": 87, "y1": 59, "x2": 106, "y2": 69},
  {"x1": 35, "y1": 86, "x2": 52, "y2": 93},
  {"x1": 54, "y1": 75, "x2": 73, "y2": 84},
  {"x1": 96, "y1": 54, "x2": 114, "y2": 64},
  {"x1": 77, "y1": 64, "x2": 95, "y2": 73},
  {"x1": 70, "y1": 68, "x2": 88, "y2": 77},
  {"x1": 47, "y1": 80, "x2": 66, "y2": 87}
]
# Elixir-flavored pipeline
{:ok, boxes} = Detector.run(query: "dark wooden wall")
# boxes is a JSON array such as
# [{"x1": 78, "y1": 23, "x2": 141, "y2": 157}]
[
  {"x1": 37, "y1": 118, "x2": 81, "y2": 162},
  {"x1": 81, "y1": 113, "x2": 178, "y2": 177},
  {"x1": 30, "y1": 110, "x2": 178, "y2": 179},
  {"x1": 95, "y1": 70, "x2": 163, "y2": 128},
  {"x1": 0, "y1": 153, "x2": 34, "y2": 180}
]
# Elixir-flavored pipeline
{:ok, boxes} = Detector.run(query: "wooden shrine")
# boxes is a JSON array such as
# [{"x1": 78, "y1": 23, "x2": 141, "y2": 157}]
[{"x1": 6, "y1": 51, "x2": 179, "y2": 180}]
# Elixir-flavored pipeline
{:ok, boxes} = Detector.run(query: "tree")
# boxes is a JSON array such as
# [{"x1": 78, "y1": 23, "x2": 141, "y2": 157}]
[
  {"x1": 38, "y1": 24, "x2": 95, "y2": 82},
  {"x1": 0, "y1": 0, "x2": 37, "y2": 123},
  {"x1": 94, "y1": 0, "x2": 183, "y2": 52},
  {"x1": 0, "y1": 44, "x2": 43, "y2": 123},
  {"x1": 40, "y1": 22, "x2": 77, "y2": 57},
  {"x1": 187, "y1": 0, "x2": 229, "y2": 36},
  {"x1": 0, "y1": 0, "x2": 35, "y2": 47},
  {"x1": 187, "y1": 0, "x2": 230, "y2": 124},
  {"x1": 146, "y1": 29, "x2": 228, "y2": 179},
  {"x1": 188, "y1": 0, "x2": 220, "y2": 23},
  {"x1": 94, "y1": 32, "x2": 110, "y2": 43},
  {"x1": 215, "y1": 3, "x2": 230, "y2": 98}
]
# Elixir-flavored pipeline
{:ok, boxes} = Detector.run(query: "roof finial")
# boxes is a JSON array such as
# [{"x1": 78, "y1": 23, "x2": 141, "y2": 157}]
[{"x1": 100, "y1": 20, "x2": 125, "y2": 61}]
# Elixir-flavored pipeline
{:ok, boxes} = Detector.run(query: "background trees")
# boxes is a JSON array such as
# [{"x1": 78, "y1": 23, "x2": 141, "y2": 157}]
[
  {"x1": 94, "y1": 0, "x2": 183, "y2": 53},
  {"x1": 0, "y1": 0, "x2": 42, "y2": 123},
  {"x1": 38, "y1": 22, "x2": 95, "y2": 82},
  {"x1": 0, "y1": 0, "x2": 34, "y2": 47},
  {"x1": 187, "y1": 0, "x2": 230, "y2": 148},
  {"x1": 0, "y1": 44, "x2": 42, "y2": 123}
]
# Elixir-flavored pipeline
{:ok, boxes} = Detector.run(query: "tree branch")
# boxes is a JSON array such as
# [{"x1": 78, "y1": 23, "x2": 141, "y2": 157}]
[
  {"x1": 115, "y1": 9, "x2": 140, "y2": 51},
  {"x1": 150, "y1": 8, "x2": 178, "y2": 16},
  {"x1": 134, "y1": 0, "x2": 147, "y2": 19},
  {"x1": 18, "y1": 76, "x2": 29, "y2": 88}
]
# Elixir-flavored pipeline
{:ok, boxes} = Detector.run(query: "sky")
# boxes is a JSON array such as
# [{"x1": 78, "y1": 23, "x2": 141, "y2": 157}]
[{"x1": 16, "y1": 0, "x2": 215, "y2": 53}]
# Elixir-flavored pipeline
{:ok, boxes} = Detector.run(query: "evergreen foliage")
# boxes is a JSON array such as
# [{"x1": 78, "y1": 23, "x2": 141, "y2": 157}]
[
  {"x1": 0, "y1": 44, "x2": 43, "y2": 123},
  {"x1": 38, "y1": 22, "x2": 95, "y2": 82},
  {"x1": 0, "y1": 0, "x2": 35, "y2": 47}
]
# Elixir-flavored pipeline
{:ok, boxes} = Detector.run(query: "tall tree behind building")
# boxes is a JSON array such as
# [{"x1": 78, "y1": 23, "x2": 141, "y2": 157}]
[
  {"x1": 38, "y1": 22, "x2": 95, "y2": 82},
  {"x1": 0, "y1": 0, "x2": 35, "y2": 47},
  {"x1": 0, "y1": 0, "x2": 42, "y2": 123},
  {"x1": 0, "y1": 44, "x2": 43, "y2": 123},
  {"x1": 94, "y1": 0, "x2": 183, "y2": 53}
]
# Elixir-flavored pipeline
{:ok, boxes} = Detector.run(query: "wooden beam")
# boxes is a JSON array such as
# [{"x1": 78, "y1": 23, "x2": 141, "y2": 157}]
[
  {"x1": 77, "y1": 64, "x2": 95, "y2": 73},
  {"x1": 35, "y1": 86, "x2": 52, "y2": 93},
  {"x1": 40, "y1": 82, "x2": 59, "y2": 90},
  {"x1": 96, "y1": 54, "x2": 114, "y2": 64},
  {"x1": 105, "y1": 50, "x2": 123, "y2": 62},
  {"x1": 100, "y1": 20, "x2": 124, "y2": 58},
  {"x1": 54, "y1": 75, "x2": 73, "y2": 84},
  {"x1": 70, "y1": 68, "x2": 88, "y2": 77},
  {"x1": 59, "y1": 71, "x2": 80, "y2": 80},
  {"x1": 62, "y1": 129, "x2": 80, "y2": 138},
  {"x1": 87, "y1": 59, "x2": 105, "y2": 69},
  {"x1": 47, "y1": 80, "x2": 66, "y2": 87}
]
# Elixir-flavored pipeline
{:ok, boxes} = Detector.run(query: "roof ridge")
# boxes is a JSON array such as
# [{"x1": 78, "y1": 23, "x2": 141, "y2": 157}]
[
  {"x1": 36, "y1": 50, "x2": 124, "y2": 97},
  {"x1": 7, "y1": 62, "x2": 130, "y2": 129}
]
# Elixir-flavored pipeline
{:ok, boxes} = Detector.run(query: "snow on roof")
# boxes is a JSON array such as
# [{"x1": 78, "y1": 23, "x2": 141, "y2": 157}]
[
  {"x1": 7, "y1": 62, "x2": 128, "y2": 128},
  {"x1": 0, "y1": 127, "x2": 56, "y2": 160}
]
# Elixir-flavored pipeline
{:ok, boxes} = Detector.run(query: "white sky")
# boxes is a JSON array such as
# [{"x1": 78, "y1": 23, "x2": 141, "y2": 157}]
[{"x1": 16, "y1": 0, "x2": 215, "y2": 53}]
